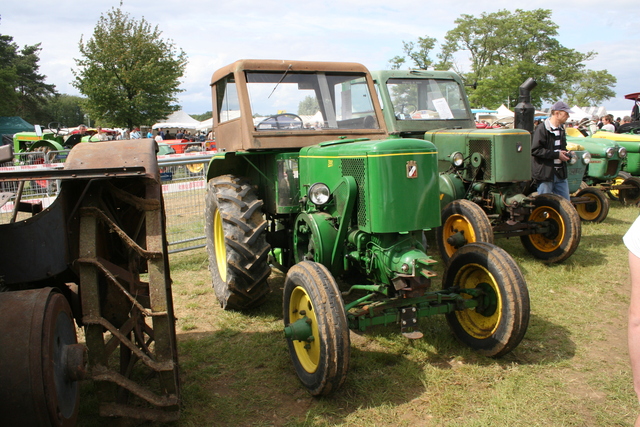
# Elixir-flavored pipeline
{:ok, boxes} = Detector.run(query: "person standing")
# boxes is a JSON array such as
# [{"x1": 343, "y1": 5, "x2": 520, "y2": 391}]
[
  {"x1": 632, "y1": 96, "x2": 640, "y2": 122},
  {"x1": 531, "y1": 101, "x2": 573, "y2": 200}
]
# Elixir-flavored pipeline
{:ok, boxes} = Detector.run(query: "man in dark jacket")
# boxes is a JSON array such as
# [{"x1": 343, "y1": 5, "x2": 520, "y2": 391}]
[{"x1": 531, "y1": 101, "x2": 573, "y2": 200}]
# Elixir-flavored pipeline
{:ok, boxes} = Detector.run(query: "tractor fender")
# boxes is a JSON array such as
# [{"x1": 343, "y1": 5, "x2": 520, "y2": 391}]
[
  {"x1": 30, "y1": 139, "x2": 65, "y2": 152},
  {"x1": 65, "y1": 139, "x2": 159, "y2": 181},
  {"x1": 438, "y1": 173, "x2": 465, "y2": 209},
  {"x1": 205, "y1": 151, "x2": 248, "y2": 181}
]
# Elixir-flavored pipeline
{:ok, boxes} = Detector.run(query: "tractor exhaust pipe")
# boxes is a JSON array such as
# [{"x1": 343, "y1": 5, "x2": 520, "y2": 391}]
[{"x1": 514, "y1": 78, "x2": 537, "y2": 133}]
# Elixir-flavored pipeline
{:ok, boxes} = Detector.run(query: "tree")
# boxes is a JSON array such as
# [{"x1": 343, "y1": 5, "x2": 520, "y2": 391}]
[
  {"x1": 389, "y1": 37, "x2": 438, "y2": 70},
  {"x1": 190, "y1": 112, "x2": 212, "y2": 122},
  {"x1": 45, "y1": 94, "x2": 89, "y2": 127},
  {"x1": 564, "y1": 70, "x2": 617, "y2": 106},
  {"x1": 298, "y1": 96, "x2": 319, "y2": 115},
  {"x1": 73, "y1": 7, "x2": 187, "y2": 129},
  {"x1": 391, "y1": 9, "x2": 617, "y2": 109},
  {"x1": 0, "y1": 29, "x2": 57, "y2": 122}
]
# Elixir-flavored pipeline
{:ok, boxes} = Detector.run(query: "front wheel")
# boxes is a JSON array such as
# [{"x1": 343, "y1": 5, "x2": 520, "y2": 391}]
[
  {"x1": 606, "y1": 171, "x2": 631, "y2": 201},
  {"x1": 436, "y1": 199, "x2": 494, "y2": 264},
  {"x1": 283, "y1": 261, "x2": 350, "y2": 396},
  {"x1": 205, "y1": 175, "x2": 271, "y2": 310},
  {"x1": 443, "y1": 242, "x2": 530, "y2": 357},
  {"x1": 520, "y1": 193, "x2": 581, "y2": 263},
  {"x1": 619, "y1": 176, "x2": 640, "y2": 206},
  {"x1": 573, "y1": 187, "x2": 609, "y2": 223}
]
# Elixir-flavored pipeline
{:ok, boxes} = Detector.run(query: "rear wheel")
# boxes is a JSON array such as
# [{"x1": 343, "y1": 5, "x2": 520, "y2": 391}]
[
  {"x1": 205, "y1": 175, "x2": 271, "y2": 310},
  {"x1": 619, "y1": 176, "x2": 640, "y2": 206},
  {"x1": 520, "y1": 193, "x2": 581, "y2": 263},
  {"x1": 443, "y1": 242, "x2": 529, "y2": 357},
  {"x1": 283, "y1": 261, "x2": 350, "y2": 395},
  {"x1": 606, "y1": 171, "x2": 631, "y2": 201},
  {"x1": 436, "y1": 199, "x2": 494, "y2": 264},
  {"x1": 574, "y1": 187, "x2": 609, "y2": 223},
  {"x1": 185, "y1": 145, "x2": 204, "y2": 176}
]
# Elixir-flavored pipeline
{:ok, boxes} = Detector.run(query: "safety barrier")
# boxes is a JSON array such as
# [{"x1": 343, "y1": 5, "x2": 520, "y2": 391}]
[{"x1": 0, "y1": 150, "x2": 215, "y2": 253}]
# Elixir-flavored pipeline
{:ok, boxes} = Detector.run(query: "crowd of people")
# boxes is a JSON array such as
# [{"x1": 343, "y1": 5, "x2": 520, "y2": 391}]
[{"x1": 152, "y1": 128, "x2": 208, "y2": 143}]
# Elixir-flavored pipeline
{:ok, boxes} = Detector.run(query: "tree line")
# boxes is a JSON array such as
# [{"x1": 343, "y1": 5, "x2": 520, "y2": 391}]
[{"x1": 389, "y1": 9, "x2": 616, "y2": 109}]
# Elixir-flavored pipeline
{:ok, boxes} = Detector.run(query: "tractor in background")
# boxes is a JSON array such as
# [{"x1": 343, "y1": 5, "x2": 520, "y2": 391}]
[{"x1": 372, "y1": 69, "x2": 582, "y2": 263}]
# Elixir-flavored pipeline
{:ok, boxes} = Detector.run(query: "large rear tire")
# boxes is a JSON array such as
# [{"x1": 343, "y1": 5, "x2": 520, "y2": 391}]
[
  {"x1": 574, "y1": 187, "x2": 609, "y2": 223},
  {"x1": 443, "y1": 242, "x2": 530, "y2": 357},
  {"x1": 520, "y1": 193, "x2": 581, "y2": 263},
  {"x1": 283, "y1": 261, "x2": 350, "y2": 395},
  {"x1": 436, "y1": 199, "x2": 494, "y2": 264},
  {"x1": 205, "y1": 175, "x2": 271, "y2": 310}
]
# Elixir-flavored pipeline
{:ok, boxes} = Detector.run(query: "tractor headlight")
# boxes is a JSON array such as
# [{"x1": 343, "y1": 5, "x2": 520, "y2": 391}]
[
  {"x1": 619, "y1": 147, "x2": 627, "y2": 159},
  {"x1": 568, "y1": 151, "x2": 577, "y2": 165},
  {"x1": 451, "y1": 151, "x2": 464, "y2": 168},
  {"x1": 308, "y1": 182, "x2": 331, "y2": 206},
  {"x1": 605, "y1": 147, "x2": 615, "y2": 158},
  {"x1": 582, "y1": 152, "x2": 591, "y2": 165}
]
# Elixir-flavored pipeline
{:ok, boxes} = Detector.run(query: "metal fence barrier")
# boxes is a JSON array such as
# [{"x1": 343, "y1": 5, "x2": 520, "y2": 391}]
[{"x1": 0, "y1": 149, "x2": 214, "y2": 254}]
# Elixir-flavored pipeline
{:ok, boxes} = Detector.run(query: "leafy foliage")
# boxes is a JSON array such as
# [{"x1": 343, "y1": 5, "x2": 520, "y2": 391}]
[
  {"x1": 297, "y1": 95, "x2": 319, "y2": 115},
  {"x1": 190, "y1": 111, "x2": 212, "y2": 122},
  {"x1": 0, "y1": 31, "x2": 57, "y2": 123},
  {"x1": 391, "y1": 9, "x2": 617, "y2": 109},
  {"x1": 73, "y1": 7, "x2": 187, "y2": 129},
  {"x1": 44, "y1": 94, "x2": 89, "y2": 128}
]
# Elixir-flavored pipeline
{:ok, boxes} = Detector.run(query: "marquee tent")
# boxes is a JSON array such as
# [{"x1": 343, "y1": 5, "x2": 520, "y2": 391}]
[{"x1": 152, "y1": 110, "x2": 200, "y2": 130}]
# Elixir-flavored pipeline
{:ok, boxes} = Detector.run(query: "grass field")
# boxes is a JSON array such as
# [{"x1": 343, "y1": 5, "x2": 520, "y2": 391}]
[{"x1": 79, "y1": 202, "x2": 640, "y2": 426}]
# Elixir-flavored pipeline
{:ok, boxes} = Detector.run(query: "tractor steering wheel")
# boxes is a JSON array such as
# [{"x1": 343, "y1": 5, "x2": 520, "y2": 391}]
[{"x1": 258, "y1": 113, "x2": 304, "y2": 130}]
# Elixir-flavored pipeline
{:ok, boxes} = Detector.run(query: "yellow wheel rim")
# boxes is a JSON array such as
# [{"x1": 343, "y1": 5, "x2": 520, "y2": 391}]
[
  {"x1": 213, "y1": 209, "x2": 227, "y2": 282},
  {"x1": 187, "y1": 163, "x2": 204, "y2": 174},
  {"x1": 289, "y1": 286, "x2": 320, "y2": 373},
  {"x1": 609, "y1": 176, "x2": 625, "y2": 199},
  {"x1": 527, "y1": 205, "x2": 565, "y2": 252},
  {"x1": 443, "y1": 214, "x2": 477, "y2": 257},
  {"x1": 454, "y1": 263, "x2": 502, "y2": 339},
  {"x1": 575, "y1": 193, "x2": 601, "y2": 221}
]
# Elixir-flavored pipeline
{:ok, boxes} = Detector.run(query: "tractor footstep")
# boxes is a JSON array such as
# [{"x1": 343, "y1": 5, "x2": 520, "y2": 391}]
[{"x1": 402, "y1": 331, "x2": 423, "y2": 339}]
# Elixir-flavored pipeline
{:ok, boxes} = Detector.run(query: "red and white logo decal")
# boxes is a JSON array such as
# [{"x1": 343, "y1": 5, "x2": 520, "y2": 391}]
[{"x1": 406, "y1": 160, "x2": 418, "y2": 178}]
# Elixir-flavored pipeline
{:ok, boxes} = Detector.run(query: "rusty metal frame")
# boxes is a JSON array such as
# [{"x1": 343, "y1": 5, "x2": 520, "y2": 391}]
[{"x1": 77, "y1": 173, "x2": 180, "y2": 422}]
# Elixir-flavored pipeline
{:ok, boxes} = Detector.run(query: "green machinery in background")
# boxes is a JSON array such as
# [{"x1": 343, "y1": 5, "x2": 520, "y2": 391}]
[{"x1": 372, "y1": 69, "x2": 584, "y2": 263}]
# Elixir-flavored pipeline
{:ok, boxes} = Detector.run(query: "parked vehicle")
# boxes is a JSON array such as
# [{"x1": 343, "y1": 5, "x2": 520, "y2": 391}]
[
  {"x1": 204, "y1": 60, "x2": 530, "y2": 395},
  {"x1": 372, "y1": 70, "x2": 581, "y2": 262}
]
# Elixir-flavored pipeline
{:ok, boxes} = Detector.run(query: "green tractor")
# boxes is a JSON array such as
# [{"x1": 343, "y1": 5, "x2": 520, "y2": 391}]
[
  {"x1": 12, "y1": 122, "x2": 85, "y2": 155},
  {"x1": 573, "y1": 127, "x2": 640, "y2": 206},
  {"x1": 205, "y1": 60, "x2": 530, "y2": 395},
  {"x1": 372, "y1": 70, "x2": 581, "y2": 263}
]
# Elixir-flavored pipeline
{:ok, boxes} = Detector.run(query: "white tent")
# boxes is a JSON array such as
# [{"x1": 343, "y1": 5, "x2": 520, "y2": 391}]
[
  {"x1": 569, "y1": 105, "x2": 590, "y2": 122},
  {"x1": 197, "y1": 118, "x2": 212, "y2": 131},
  {"x1": 152, "y1": 110, "x2": 200, "y2": 130},
  {"x1": 496, "y1": 104, "x2": 514, "y2": 120}
]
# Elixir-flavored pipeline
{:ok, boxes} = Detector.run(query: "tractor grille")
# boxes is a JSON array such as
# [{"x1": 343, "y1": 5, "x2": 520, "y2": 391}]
[
  {"x1": 340, "y1": 158, "x2": 367, "y2": 227},
  {"x1": 606, "y1": 160, "x2": 619, "y2": 177},
  {"x1": 469, "y1": 139, "x2": 492, "y2": 181}
]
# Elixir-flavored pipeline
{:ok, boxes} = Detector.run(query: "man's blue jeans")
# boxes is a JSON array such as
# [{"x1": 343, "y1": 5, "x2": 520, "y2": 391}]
[{"x1": 537, "y1": 175, "x2": 570, "y2": 200}]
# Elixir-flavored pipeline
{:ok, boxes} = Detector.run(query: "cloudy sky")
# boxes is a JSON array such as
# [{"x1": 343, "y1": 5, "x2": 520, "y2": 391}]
[{"x1": 2, "y1": 0, "x2": 639, "y2": 116}]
